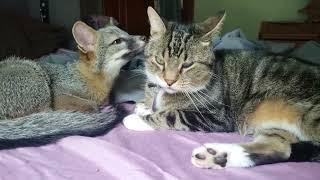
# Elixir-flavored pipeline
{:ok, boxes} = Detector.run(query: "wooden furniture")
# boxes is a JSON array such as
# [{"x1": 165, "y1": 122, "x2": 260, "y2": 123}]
[
  {"x1": 299, "y1": 0, "x2": 320, "y2": 23},
  {"x1": 259, "y1": 0, "x2": 320, "y2": 46},
  {"x1": 104, "y1": 0, "x2": 154, "y2": 36},
  {"x1": 103, "y1": 0, "x2": 194, "y2": 36},
  {"x1": 259, "y1": 22, "x2": 320, "y2": 45}
]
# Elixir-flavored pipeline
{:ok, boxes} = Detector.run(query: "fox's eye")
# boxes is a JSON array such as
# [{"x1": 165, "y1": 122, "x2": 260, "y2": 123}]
[
  {"x1": 112, "y1": 38, "x2": 123, "y2": 45},
  {"x1": 182, "y1": 62, "x2": 194, "y2": 69},
  {"x1": 155, "y1": 56, "x2": 164, "y2": 65}
]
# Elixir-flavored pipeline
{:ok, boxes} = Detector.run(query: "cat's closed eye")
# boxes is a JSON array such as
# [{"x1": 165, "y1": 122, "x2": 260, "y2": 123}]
[
  {"x1": 154, "y1": 56, "x2": 164, "y2": 65},
  {"x1": 182, "y1": 62, "x2": 194, "y2": 69}
]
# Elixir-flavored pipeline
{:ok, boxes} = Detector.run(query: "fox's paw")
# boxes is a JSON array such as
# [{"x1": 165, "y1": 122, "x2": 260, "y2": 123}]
[
  {"x1": 123, "y1": 114, "x2": 154, "y2": 131},
  {"x1": 191, "y1": 143, "x2": 254, "y2": 169}
]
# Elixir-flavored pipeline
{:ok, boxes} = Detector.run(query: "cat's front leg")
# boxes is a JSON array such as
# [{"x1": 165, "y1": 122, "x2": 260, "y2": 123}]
[
  {"x1": 191, "y1": 143, "x2": 254, "y2": 169},
  {"x1": 134, "y1": 103, "x2": 152, "y2": 116},
  {"x1": 191, "y1": 130, "x2": 296, "y2": 169},
  {"x1": 123, "y1": 113, "x2": 155, "y2": 131},
  {"x1": 122, "y1": 102, "x2": 154, "y2": 131},
  {"x1": 123, "y1": 109, "x2": 233, "y2": 131},
  {"x1": 123, "y1": 110, "x2": 214, "y2": 131}
]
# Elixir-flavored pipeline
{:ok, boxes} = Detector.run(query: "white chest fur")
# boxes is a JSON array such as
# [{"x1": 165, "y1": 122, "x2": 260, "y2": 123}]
[{"x1": 152, "y1": 89, "x2": 165, "y2": 111}]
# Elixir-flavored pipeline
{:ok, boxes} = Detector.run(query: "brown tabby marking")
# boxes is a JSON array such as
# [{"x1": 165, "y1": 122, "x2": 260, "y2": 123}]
[{"x1": 248, "y1": 99, "x2": 301, "y2": 127}]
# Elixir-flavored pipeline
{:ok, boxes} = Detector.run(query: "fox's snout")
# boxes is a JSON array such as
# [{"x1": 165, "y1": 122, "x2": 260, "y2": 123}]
[
  {"x1": 130, "y1": 35, "x2": 146, "y2": 52},
  {"x1": 139, "y1": 36, "x2": 147, "y2": 42}
]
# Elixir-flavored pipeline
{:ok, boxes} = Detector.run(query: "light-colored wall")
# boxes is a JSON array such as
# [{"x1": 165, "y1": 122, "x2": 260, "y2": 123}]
[{"x1": 194, "y1": 0, "x2": 310, "y2": 39}]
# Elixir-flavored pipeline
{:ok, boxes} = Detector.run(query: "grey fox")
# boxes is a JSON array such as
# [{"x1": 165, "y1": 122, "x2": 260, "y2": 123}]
[{"x1": 0, "y1": 21, "x2": 145, "y2": 149}]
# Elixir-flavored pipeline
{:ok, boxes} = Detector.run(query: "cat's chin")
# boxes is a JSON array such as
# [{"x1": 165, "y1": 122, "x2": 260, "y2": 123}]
[{"x1": 163, "y1": 87, "x2": 178, "y2": 94}]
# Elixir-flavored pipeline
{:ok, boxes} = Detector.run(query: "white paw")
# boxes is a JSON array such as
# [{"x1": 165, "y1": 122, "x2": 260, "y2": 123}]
[
  {"x1": 134, "y1": 103, "x2": 152, "y2": 116},
  {"x1": 191, "y1": 143, "x2": 254, "y2": 169},
  {"x1": 123, "y1": 114, "x2": 154, "y2": 131}
]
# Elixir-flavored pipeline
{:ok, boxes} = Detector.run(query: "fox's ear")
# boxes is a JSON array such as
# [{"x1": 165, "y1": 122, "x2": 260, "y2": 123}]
[
  {"x1": 105, "y1": 17, "x2": 119, "y2": 27},
  {"x1": 147, "y1": 6, "x2": 166, "y2": 38},
  {"x1": 199, "y1": 10, "x2": 226, "y2": 43},
  {"x1": 72, "y1": 21, "x2": 97, "y2": 53}
]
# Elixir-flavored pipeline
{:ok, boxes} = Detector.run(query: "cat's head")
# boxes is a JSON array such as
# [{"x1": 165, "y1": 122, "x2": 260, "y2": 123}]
[{"x1": 145, "y1": 7, "x2": 225, "y2": 94}]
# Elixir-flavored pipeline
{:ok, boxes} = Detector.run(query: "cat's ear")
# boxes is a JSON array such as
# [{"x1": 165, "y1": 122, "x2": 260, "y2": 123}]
[
  {"x1": 147, "y1": 6, "x2": 166, "y2": 38},
  {"x1": 199, "y1": 10, "x2": 226, "y2": 43},
  {"x1": 72, "y1": 21, "x2": 97, "y2": 53}
]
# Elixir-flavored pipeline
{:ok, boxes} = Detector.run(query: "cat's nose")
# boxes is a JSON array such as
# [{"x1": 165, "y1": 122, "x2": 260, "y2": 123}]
[{"x1": 164, "y1": 79, "x2": 177, "y2": 86}]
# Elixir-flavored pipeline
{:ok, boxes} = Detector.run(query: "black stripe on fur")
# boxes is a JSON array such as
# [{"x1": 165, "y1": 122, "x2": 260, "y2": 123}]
[{"x1": 289, "y1": 142, "x2": 320, "y2": 162}]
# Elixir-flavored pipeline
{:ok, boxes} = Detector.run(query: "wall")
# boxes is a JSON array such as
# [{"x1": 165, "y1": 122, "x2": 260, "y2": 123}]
[
  {"x1": 194, "y1": 0, "x2": 310, "y2": 40},
  {"x1": 26, "y1": 0, "x2": 81, "y2": 31},
  {"x1": 49, "y1": 0, "x2": 81, "y2": 31},
  {"x1": 27, "y1": 0, "x2": 40, "y2": 20},
  {"x1": 0, "y1": 0, "x2": 28, "y2": 15}
]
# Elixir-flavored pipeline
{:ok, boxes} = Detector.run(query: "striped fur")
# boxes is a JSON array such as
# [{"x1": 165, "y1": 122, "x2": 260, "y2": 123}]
[{"x1": 125, "y1": 7, "x2": 320, "y2": 168}]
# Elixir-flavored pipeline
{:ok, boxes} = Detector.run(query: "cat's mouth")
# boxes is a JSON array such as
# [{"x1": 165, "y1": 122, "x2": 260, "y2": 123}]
[
  {"x1": 158, "y1": 81, "x2": 180, "y2": 94},
  {"x1": 161, "y1": 84, "x2": 206, "y2": 94},
  {"x1": 163, "y1": 87, "x2": 177, "y2": 94},
  {"x1": 147, "y1": 82, "x2": 178, "y2": 94}
]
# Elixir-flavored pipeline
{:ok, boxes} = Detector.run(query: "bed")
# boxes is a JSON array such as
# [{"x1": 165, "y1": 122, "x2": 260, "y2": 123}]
[
  {"x1": 1, "y1": 125, "x2": 319, "y2": 180},
  {"x1": 1, "y1": 30, "x2": 320, "y2": 179}
]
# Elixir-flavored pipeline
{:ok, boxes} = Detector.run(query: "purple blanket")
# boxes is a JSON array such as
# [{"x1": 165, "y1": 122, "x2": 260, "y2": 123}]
[{"x1": 1, "y1": 124, "x2": 319, "y2": 180}]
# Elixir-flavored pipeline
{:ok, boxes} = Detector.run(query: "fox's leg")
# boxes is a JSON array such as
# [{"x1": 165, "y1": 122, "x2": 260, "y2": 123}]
[{"x1": 53, "y1": 95, "x2": 99, "y2": 112}]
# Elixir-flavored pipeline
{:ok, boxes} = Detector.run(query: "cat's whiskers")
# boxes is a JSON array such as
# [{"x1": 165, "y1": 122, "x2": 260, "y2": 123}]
[
  {"x1": 190, "y1": 92, "x2": 217, "y2": 115},
  {"x1": 183, "y1": 90, "x2": 212, "y2": 130},
  {"x1": 181, "y1": 82, "x2": 214, "y2": 112},
  {"x1": 193, "y1": 91, "x2": 218, "y2": 111},
  {"x1": 183, "y1": 74, "x2": 217, "y2": 89},
  {"x1": 183, "y1": 79, "x2": 228, "y2": 107},
  {"x1": 191, "y1": 92, "x2": 227, "y2": 130},
  {"x1": 198, "y1": 89, "x2": 230, "y2": 107}
]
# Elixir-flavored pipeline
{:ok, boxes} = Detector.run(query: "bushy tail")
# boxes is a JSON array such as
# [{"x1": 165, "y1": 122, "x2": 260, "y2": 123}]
[{"x1": 0, "y1": 104, "x2": 130, "y2": 150}]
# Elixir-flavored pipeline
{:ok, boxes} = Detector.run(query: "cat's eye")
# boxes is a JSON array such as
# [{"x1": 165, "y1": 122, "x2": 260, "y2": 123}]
[
  {"x1": 154, "y1": 57, "x2": 164, "y2": 65},
  {"x1": 182, "y1": 62, "x2": 194, "y2": 69},
  {"x1": 111, "y1": 38, "x2": 123, "y2": 45}
]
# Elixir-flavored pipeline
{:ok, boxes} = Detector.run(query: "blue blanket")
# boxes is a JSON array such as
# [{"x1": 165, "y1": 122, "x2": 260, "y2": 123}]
[
  {"x1": 39, "y1": 29, "x2": 320, "y2": 66},
  {"x1": 213, "y1": 29, "x2": 320, "y2": 65}
]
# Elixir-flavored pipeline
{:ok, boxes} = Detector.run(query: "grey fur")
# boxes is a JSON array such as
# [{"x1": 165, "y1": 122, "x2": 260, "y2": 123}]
[
  {"x1": 0, "y1": 111, "x2": 119, "y2": 149},
  {"x1": 0, "y1": 22, "x2": 144, "y2": 149}
]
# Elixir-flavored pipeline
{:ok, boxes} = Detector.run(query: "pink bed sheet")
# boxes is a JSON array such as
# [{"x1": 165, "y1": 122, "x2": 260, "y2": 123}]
[{"x1": 0, "y1": 124, "x2": 319, "y2": 180}]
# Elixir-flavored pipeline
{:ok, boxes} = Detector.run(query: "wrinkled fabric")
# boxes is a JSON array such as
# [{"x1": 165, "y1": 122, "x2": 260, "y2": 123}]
[{"x1": 0, "y1": 124, "x2": 319, "y2": 180}]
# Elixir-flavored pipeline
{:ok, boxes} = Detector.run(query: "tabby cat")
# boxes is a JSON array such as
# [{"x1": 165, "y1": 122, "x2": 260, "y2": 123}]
[{"x1": 123, "y1": 7, "x2": 320, "y2": 169}]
